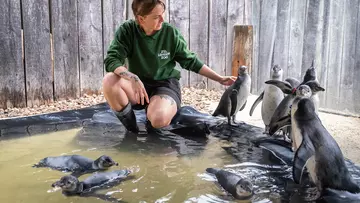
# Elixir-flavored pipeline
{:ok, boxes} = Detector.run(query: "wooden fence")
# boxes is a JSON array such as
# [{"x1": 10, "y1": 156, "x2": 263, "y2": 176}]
[{"x1": 1, "y1": 0, "x2": 360, "y2": 115}]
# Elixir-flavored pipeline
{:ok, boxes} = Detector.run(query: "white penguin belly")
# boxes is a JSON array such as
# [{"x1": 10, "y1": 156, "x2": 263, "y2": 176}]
[
  {"x1": 311, "y1": 94, "x2": 320, "y2": 114},
  {"x1": 291, "y1": 100, "x2": 302, "y2": 151},
  {"x1": 262, "y1": 85, "x2": 284, "y2": 125},
  {"x1": 235, "y1": 80, "x2": 251, "y2": 111},
  {"x1": 306, "y1": 156, "x2": 318, "y2": 184}
]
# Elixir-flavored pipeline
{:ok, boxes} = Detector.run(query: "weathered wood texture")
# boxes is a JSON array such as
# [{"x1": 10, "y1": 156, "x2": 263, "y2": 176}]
[
  {"x1": 231, "y1": 25, "x2": 253, "y2": 77},
  {"x1": 2, "y1": 0, "x2": 360, "y2": 116},
  {"x1": 51, "y1": 0, "x2": 79, "y2": 100},
  {"x1": 208, "y1": 0, "x2": 227, "y2": 90},
  {"x1": 22, "y1": 0, "x2": 53, "y2": 107},
  {"x1": 169, "y1": 0, "x2": 189, "y2": 87},
  {"x1": 102, "y1": 0, "x2": 126, "y2": 74},
  {"x1": 257, "y1": 0, "x2": 278, "y2": 93},
  {"x1": 189, "y1": 0, "x2": 208, "y2": 88},
  {"x1": 0, "y1": 0, "x2": 25, "y2": 109},
  {"x1": 78, "y1": 0, "x2": 103, "y2": 95},
  {"x1": 253, "y1": 0, "x2": 360, "y2": 115}
]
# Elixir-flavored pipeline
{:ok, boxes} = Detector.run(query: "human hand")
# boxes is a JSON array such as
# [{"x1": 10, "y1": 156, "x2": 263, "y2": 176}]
[
  {"x1": 218, "y1": 76, "x2": 237, "y2": 86},
  {"x1": 130, "y1": 76, "x2": 149, "y2": 105}
]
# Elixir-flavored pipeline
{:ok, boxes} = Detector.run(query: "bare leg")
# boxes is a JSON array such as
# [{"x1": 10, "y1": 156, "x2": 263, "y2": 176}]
[
  {"x1": 146, "y1": 94, "x2": 178, "y2": 129},
  {"x1": 102, "y1": 73, "x2": 139, "y2": 132}
]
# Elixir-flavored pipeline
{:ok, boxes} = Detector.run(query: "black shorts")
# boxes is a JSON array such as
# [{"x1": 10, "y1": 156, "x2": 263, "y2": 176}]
[{"x1": 132, "y1": 77, "x2": 182, "y2": 110}]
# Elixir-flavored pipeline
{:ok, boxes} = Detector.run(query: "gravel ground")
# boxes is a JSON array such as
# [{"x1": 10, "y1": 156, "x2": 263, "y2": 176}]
[{"x1": 1, "y1": 87, "x2": 360, "y2": 163}]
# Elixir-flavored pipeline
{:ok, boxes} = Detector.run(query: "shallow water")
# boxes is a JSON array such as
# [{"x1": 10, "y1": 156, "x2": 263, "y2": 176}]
[
  {"x1": 1, "y1": 107, "x2": 360, "y2": 203},
  {"x1": 0, "y1": 125, "x2": 290, "y2": 203}
]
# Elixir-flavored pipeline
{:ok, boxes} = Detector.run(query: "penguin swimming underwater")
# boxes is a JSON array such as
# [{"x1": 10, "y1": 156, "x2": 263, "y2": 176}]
[{"x1": 212, "y1": 65, "x2": 251, "y2": 126}]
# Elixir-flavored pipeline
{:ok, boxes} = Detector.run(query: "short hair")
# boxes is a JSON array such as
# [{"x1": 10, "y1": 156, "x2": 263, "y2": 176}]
[{"x1": 131, "y1": 0, "x2": 166, "y2": 17}]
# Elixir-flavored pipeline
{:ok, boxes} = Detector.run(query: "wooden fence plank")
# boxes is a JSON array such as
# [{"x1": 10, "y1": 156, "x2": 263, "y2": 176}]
[
  {"x1": 257, "y1": 0, "x2": 278, "y2": 92},
  {"x1": 324, "y1": 0, "x2": 345, "y2": 110},
  {"x1": 51, "y1": 0, "x2": 79, "y2": 100},
  {"x1": 317, "y1": 0, "x2": 331, "y2": 109},
  {"x1": 301, "y1": 0, "x2": 321, "y2": 76},
  {"x1": 226, "y1": 0, "x2": 244, "y2": 77},
  {"x1": 339, "y1": 0, "x2": 358, "y2": 114},
  {"x1": 189, "y1": 0, "x2": 208, "y2": 88},
  {"x1": 231, "y1": 25, "x2": 253, "y2": 77},
  {"x1": 127, "y1": 0, "x2": 134, "y2": 20},
  {"x1": 22, "y1": 0, "x2": 53, "y2": 107},
  {"x1": 169, "y1": 0, "x2": 189, "y2": 87},
  {"x1": 208, "y1": 0, "x2": 227, "y2": 90},
  {"x1": 339, "y1": 0, "x2": 360, "y2": 115},
  {"x1": 251, "y1": 0, "x2": 261, "y2": 94},
  {"x1": 78, "y1": 0, "x2": 103, "y2": 95},
  {"x1": 273, "y1": 0, "x2": 291, "y2": 79},
  {"x1": 355, "y1": 0, "x2": 360, "y2": 114},
  {"x1": 0, "y1": 0, "x2": 25, "y2": 109},
  {"x1": 287, "y1": 0, "x2": 306, "y2": 80},
  {"x1": 102, "y1": 0, "x2": 126, "y2": 73},
  {"x1": 244, "y1": 0, "x2": 252, "y2": 25}
]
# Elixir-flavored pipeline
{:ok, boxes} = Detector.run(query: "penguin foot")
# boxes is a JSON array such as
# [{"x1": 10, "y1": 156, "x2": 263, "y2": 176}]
[
  {"x1": 302, "y1": 187, "x2": 321, "y2": 201},
  {"x1": 228, "y1": 121, "x2": 245, "y2": 127}
]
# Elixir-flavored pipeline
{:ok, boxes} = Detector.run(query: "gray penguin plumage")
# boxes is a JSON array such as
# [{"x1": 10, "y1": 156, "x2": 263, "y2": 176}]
[
  {"x1": 291, "y1": 98, "x2": 360, "y2": 201},
  {"x1": 249, "y1": 65, "x2": 284, "y2": 134},
  {"x1": 212, "y1": 65, "x2": 251, "y2": 126}
]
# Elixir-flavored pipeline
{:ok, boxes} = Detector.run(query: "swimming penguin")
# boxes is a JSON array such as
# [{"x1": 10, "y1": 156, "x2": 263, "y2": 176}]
[
  {"x1": 249, "y1": 65, "x2": 284, "y2": 134},
  {"x1": 212, "y1": 65, "x2": 251, "y2": 126},
  {"x1": 206, "y1": 167, "x2": 254, "y2": 200},
  {"x1": 290, "y1": 98, "x2": 360, "y2": 201},
  {"x1": 33, "y1": 155, "x2": 118, "y2": 176},
  {"x1": 51, "y1": 169, "x2": 131, "y2": 196}
]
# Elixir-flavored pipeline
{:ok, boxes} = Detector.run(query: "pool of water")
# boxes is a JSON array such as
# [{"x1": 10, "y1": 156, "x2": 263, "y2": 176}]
[{"x1": 1, "y1": 107, "x2": 360, "y2": 203}]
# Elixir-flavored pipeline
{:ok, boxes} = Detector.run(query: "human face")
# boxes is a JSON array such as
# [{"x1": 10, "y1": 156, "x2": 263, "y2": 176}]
[{"x1": 138, "y1": 4, "x2": 165, "y2": 35}]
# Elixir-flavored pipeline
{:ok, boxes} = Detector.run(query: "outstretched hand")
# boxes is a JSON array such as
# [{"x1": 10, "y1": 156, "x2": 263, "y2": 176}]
[{"x1": 218, "y1": 76, "x2": 237, "y2": 86}]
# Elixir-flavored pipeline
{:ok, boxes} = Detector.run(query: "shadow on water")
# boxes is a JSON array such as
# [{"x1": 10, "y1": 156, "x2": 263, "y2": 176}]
[{"x1": 2, "y1": 104, "x2": 360, "y2": 202}]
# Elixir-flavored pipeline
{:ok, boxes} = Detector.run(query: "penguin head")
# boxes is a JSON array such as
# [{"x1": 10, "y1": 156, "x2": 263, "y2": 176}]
[
  {"x1": 97, "y1": 155, "x2": 119, "y2": 169},
  {"x1": 296, "y1": 85, "x2": 312, "y2": 98},
  {"x1": 51, "y1": 175, "x2": 79, "y2": 192},
  {"x1": 304, "y1": 80, "x2": 325, "y2": 93},
  {"x1": 238, "y1": 65, "x2": 248, "y2": 75},
  {"x1": 302, "y1": 64, "x2": 317, "y2": 84},
  {"x1": 271, "y1": 65, "x2": 283, "y2": 79},
  {"x1": 235, "y1": 178, "x2": 254, "y2": 199}
]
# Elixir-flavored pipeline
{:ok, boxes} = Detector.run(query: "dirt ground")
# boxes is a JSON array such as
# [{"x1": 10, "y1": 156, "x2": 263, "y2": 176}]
[{"x1": 1, "y1": 87, "x2": 360, "y2": 163}]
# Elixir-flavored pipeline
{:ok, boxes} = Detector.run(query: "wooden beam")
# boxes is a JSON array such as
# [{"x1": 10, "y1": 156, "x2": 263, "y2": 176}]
[{"x1": 231, "y1": 25, "x2": 253, "y2": 78}]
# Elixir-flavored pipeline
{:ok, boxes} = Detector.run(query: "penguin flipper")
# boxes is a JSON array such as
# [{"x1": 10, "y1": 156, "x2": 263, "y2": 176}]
[
  {"x1": 249, "y1": 91, "x2": 264, "y2": 116},
  {"x1": 265, "y1": 80, "x2": 294, "y2": 95},
  {"x1": 293, "y1": 135, "x2": 315, "y2": 184},
  {"x1": 230, "y1": 89, "x2": 239, "y2": 115},
  {"x1": 240, "y1": 100, "x2": 247, "y2": 111}
]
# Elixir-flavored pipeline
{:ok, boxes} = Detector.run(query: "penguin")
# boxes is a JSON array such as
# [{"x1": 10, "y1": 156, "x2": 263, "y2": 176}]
[
  {"x1": 267, "y1": 80, "x2": 325, "y2": 139},
  {"x1": 212, "y1": 65, "x2": 251, "y2": 126},
  {"x1": 290, "y1": 98, "x2": 360, "y2": 201},
  {"x1": 206, "y1": 168, "x2": 254, "y2": 200},
  {"x1": 33, "y1": 155, "x2": 118, "y2": 177},
  {"x1": 51, "y1": 169, "x2": 131, "y2": 198},
  {"x1": 249, "y1": 65, "x2": 284, "y2": 134}
]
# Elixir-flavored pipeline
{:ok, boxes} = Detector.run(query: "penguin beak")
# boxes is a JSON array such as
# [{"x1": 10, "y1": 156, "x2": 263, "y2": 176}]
[
  {"x1": 51, "y1": 181, "x2": 64, "y2": 188},
  {"x1": 114, "y1": 162, "x2": 119, "y2": 166}
]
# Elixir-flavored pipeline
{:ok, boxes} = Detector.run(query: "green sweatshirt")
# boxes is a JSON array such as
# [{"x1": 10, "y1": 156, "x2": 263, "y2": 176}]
[{"x1": 104, "y1": 19, "x2": 204, "y2": 81}]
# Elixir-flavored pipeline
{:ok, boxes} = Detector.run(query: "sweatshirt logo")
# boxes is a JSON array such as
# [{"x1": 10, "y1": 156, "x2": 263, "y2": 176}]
[{"x1": 158, "y1": 50, "x2": 170, "y2": 60}]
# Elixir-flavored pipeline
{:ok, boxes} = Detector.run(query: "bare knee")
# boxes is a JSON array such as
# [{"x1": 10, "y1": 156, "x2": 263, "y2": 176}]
[
  {"x1": 147, "y1": 110, "x2": 172, "y2": 128},
  {"x1": 102, "y1": 73, "x2": 119, "y2": 92}
]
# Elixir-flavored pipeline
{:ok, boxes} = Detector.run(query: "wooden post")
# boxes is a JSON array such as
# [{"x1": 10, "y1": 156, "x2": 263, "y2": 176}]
[{"x1": 231, "y1": 25, "x2": 253, "y2": 77}]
